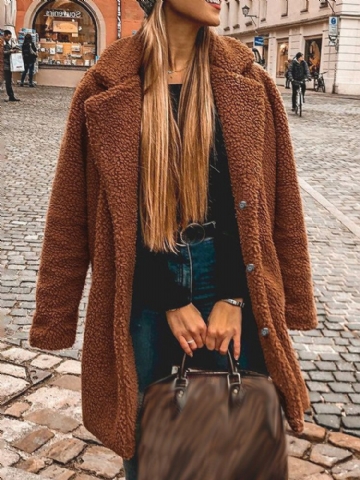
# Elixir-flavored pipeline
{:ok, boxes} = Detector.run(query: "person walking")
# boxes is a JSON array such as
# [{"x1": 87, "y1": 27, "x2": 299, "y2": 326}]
[
  {"x1": 29, "y1": 1, "x2": 318, "y2": 479},
  {"x1": 3, "y1": 30, "x2": 20, "y2": 102},
  {"x1": 20, "y1": 33, "x2": 37, "y2": 87},
  {"x1": 288, "y1": 52, "x2": 311, "y2": 111}
]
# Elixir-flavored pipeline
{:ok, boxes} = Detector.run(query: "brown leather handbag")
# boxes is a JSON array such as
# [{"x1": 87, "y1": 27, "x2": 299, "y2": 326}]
[{"x1": 138, "y1": 352, "x2": 288, "y2": 480}]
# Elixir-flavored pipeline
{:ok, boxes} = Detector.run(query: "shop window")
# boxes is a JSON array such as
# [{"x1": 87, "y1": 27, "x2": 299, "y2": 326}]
[
  {"x1": 305, "y1": 38, "x2": 323, "y2": 76},
  {"x1": 277, "y1": 41, "x2": 289, "y2": 77},
  {"x1": 33, "y1": 0, "x2": 97, "y2": 68}
]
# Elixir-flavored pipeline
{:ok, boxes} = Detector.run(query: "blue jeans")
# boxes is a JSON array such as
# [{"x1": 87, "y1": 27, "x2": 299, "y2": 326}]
[
  {"x1": 124, "y1": 238, "x2": 267, "y2": 479},
  {"x1": 21, "y1": 63, "x2": 35, "y2": 85}
]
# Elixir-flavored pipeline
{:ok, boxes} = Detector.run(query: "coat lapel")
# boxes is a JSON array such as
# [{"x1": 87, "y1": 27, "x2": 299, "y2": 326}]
[{"x1": 84, "y1": 77, "x2": 142, "y2": 279}]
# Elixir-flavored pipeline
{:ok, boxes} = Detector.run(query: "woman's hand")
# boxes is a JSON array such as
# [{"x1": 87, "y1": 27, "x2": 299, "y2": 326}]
[
  {"x1": 206, "y1": 300, "x2": 243, "y2": 360},
  {"x1": 166, "y1": 304, "x2": 207, "y2": 357}
]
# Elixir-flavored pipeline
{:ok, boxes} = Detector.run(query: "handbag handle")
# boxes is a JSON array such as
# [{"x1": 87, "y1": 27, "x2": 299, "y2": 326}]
[{"x1": 175, "y1": 350, "x2": 241, "y2": 395}]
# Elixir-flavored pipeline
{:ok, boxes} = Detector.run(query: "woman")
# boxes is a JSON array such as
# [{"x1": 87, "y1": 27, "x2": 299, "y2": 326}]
[
  {"x1": 29, "y1": 0, "x2": 317, "y2": 478},
  {"x1": 20, "y1": 33, "x2": 37, "y2": 87}
]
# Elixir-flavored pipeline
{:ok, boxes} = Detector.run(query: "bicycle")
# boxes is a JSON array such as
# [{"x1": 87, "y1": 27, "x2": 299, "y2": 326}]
[
  {"x1": 313, "y1": 71, "x2": 327, "y2": 93},
  {"x1": 292, "y1": 80, "x2": 307, "y2": 117}
]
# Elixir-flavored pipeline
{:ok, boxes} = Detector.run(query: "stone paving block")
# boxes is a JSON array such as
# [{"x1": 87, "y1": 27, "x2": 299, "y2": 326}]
[
  {"x1": 309, "y1": 372, "x2": 334, "y2": 382},
  {"x1": 315, "y1": 414, "x2": 341, "y2": 431},
  {"x1": 0, "y1": 347, "x2": 38, "y2": 363},
  {"x1": 310, "y1": 443, "x2": 352, "y2": 468},
  {"x1": 313, "y1": 404, "x2": 342, "y2": 415},
  {"x1": 30, "y1": 354, "x2": 62, "y2": 370},
  {"x1": 0, "y1": 374, "x2": 29, "y2": 403},
  {"x1": 322, "y1": 393, "x2": 349, "y2": 403},
  {"x1": 329, "y1": 383, "x2": 354, "y2": 393},
  {"x1": 332, "y1": 459, "x2": 360, "y2": 480},
  {"x1": 0, "y1": 467, "x2": 53, "y2": 480},
  {"x1": 0, "y1": 446, "x2": 20, "y2": 467},
  {"x1": 74, "y1": 474, "x2": 101, "y2": 480},
  {"x1": 288, "y1": 457, "x2": 324, "y2": 480},
  {"x1": 287, "y1": 436, "x2": 311, "y2": 458},
  {"x1": 75, "y1": 445, "x2": 123, "y2": 479},
  {"x1": 24, "y1": 408, "x2": 80, "y2": 433},
  {"x1": 43, "y1": 438, "x2": 86, "y2": 465},
  {"x1": 12, "y1": 427, "x2": 54, "y2": 454},
  {"x1": 329, "y1": 432, "x2": 360, "y2": 454},
  {"x1": 4, "y1": 401, "x2": 31, "y2": 418},
  {"x1": 0, "y1": 417, "x2": 35, "y2": 443},
  {"x1": 302, "y1": 475, "x2": 333, "y2": 480},
  {"x1": 307, "y1": 382, "x2": 330, "y2": 393},
  {"x1": 314, "y1": 361, "x2": 336, "y2": 371},
  {"x1": 298, "y1": 422, "x2": 326, "y2": 442},
  {"x1": 50, "y1": 375, "x2": 81, "y2": 392},
  {"x1": 16, "y1": 457, "x2": 48, "y2": 474},
  {"x1": 55, "y1": 360, "x2": 81, "y2": 376},
  {"x1": 344, "y1": 405, "x2": 360, "y2": 416},
  {"x1": 72, "y1": 426, "x2": 102, "y2": 445},
  {"x1": 349, "y1": 394, "x2": 360, "y2": 403},
  {"x1": 336, "y1": 362, "x2": 356, "y2": 372},
  {"x1": 26, "y1": 386, "x2": 81, "y2": 411},
  {"x1": 342, "y1": 416, "x2": 360, "y2": 430},
  {"x1": 0, "y1": 362, "x2": 27, "y2": 379},
  {"x1": 39, "y1": 465, "x2": 76, "y2": 480},
  {"x1": 333, "y1": 372, "x2": 356, "y2": 382}
]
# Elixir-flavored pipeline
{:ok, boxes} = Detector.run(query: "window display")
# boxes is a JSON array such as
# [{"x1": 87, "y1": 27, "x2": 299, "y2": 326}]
[
  {"x1": 277, "y1": 40, "x2": 289, "y2": 77},
  {"x1": 33, "y1": 0, "x2": 97, "y2": 67}
]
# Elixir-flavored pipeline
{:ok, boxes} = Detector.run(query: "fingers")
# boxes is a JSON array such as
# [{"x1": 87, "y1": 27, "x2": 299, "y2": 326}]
[
  {"x1": 179, "y1": 336, "x2": 194, "y2": 357},
  {"x1": 232, "y1": 331, "x2": 241, "y2": 361}
]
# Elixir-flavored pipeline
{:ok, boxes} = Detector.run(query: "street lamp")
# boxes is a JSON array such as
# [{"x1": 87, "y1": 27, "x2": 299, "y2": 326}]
[{"x1": 242, "y1": 5, "x2": 258, "y2": 27}]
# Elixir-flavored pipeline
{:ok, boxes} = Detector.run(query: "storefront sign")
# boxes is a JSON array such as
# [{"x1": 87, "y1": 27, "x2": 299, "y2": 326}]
[
  {"x1": 45, "y1": 10, "x2": 82, "y2": 19},
  {"x1": 329, "y1": 16, "x2": 339, "y2": 38},
  {"x1": 53, "y1": 20, "x2": 79, "y2": 34},
  {"x1": 254, "y1": 36, "x2": 264, "y2": 47}
]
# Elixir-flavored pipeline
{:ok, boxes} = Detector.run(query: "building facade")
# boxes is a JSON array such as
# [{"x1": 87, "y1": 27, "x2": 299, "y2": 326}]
[
  {"x1": 219, "y1": 0, "x2": 360, "y2": 95},
  {"x1": 9, "y1": 0, "x2": 143, "y2": 86}
]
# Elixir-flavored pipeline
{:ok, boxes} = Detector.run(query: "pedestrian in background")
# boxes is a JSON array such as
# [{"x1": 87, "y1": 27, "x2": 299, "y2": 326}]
[
  {"x1": 3, "y1": 30, "x2": 20, "y2": 102},
  {"x1": 20, "y1": 33, "x2": 37, "y2": 87},
  {"x1": 29, "y1": 0, "x2": 317, "y2": 478},
  {"x1": 288, "y1": 52, "x2": 311, "y2": 111}
]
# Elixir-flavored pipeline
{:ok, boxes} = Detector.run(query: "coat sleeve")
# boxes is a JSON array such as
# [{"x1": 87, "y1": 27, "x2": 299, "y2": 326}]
[
  {"x1": 266, "y1": 76, "x2": 317, "y2": 331},
  {"x1": 29, "y1": 73, "x2": 95, "y2": 350}
]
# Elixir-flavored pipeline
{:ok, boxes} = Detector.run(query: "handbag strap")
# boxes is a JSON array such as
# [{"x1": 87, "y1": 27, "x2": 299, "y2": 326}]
[{"x1": 176, "y1": 350, "x2": 241, "y2": 394}]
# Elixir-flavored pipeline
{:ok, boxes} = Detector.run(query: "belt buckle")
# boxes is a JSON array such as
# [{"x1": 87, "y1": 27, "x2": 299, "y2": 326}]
[{"x1": 179, "y1": 223, "x2": 205, "y2": 246}]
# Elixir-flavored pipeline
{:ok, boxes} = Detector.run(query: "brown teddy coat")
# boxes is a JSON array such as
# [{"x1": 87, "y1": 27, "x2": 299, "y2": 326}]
[{"x1": 29, "y1": 32, "x2": 317, "y2": 459}]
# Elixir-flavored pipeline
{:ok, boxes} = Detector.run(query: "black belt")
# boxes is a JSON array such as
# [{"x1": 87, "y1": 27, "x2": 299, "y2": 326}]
[{"x1": 177, "y1": 221, "x2": 216, "y2": 246}]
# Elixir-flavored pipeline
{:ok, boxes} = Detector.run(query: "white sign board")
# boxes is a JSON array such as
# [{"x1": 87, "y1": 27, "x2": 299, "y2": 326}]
[{"x1": 329, "y1": 16, "x2": 339, "y2": 37}]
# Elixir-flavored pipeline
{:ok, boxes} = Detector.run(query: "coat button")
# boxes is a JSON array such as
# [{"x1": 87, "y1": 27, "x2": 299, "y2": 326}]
[
  {"x1": 239, "y1": 201, "x2": 247, "y2": 210},
  {"x1": 261, "y1": 328, "x2": 270, "y2": 337},
  {"x1": 246, "y1": 264, "x2": 255, "y2": 273}
]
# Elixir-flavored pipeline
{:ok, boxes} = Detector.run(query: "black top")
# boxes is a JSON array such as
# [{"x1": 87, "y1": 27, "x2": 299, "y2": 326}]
[{"x1": 132, "y1": 84, "x2": 248, "y2": 311}]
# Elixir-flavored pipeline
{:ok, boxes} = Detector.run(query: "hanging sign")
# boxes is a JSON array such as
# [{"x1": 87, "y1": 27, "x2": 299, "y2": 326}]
[
  {"x1": 254, "y1": 36, "x2": 264, "y2": 47},
  {"x1": 329, "y1": 16, "x2": 339, "y2": 37}
]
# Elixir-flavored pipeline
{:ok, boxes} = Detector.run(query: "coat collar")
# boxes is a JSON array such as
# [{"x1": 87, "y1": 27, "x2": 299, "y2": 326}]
[{"x1": 92, "y1": 31, "x2": 255, "y2": 89}]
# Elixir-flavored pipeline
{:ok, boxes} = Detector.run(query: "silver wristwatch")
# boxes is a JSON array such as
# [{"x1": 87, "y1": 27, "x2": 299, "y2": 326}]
[{"x1": 221, "y1": 299, "x2": 245, "y2": 308}]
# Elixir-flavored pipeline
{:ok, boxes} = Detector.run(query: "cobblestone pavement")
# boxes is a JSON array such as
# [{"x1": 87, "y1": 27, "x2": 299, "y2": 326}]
[{"x1": 1, "y1": 85, "x2": 360, "y2": 479}]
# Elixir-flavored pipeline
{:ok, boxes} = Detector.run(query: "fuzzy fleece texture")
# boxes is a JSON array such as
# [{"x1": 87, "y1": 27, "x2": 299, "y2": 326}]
[{"x1": 29, "y1": 32, "x2": 318, "y2": 459}]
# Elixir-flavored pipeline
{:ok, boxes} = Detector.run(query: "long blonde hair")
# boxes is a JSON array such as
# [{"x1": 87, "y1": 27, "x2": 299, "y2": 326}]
[{"x1": 139, "y1": 0, "x2": 215, "y2": 252}]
